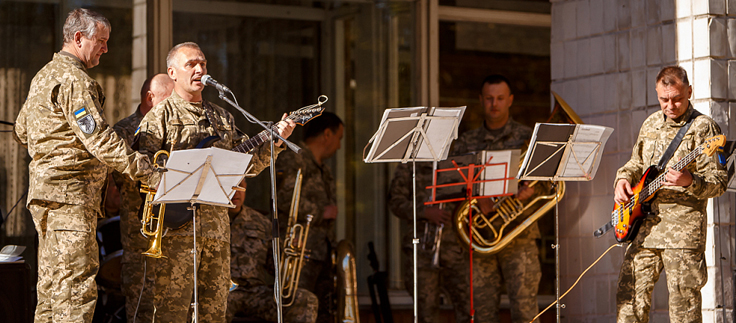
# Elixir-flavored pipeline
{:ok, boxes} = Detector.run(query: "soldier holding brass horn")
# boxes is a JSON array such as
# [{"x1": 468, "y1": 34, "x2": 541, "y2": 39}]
[
  {"x1": 276, "y1": 112, "x2": 343, "y2": 323},
  {"x1": 451, "y1": 75, "x2": 549, "y2": 323},
  {"x1": 227, "y1": 179, "x2": 318, "y2": 323}
]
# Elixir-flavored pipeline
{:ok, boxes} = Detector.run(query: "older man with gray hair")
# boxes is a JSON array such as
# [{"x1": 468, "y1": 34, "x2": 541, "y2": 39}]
[{"x1": 13, "y1": 8, "x2": 152, "y2": 323}]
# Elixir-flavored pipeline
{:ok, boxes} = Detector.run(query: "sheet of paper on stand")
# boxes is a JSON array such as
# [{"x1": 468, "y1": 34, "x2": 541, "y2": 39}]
[
  {"x1": 152, "y1": 147, "x2": 252, "y2": 207},
  {"x1": 435, "y1": 149, "x2": 520, "y2": 201},
  {"x1": 0, "y1": 245, "x2": 25, "y2": 262}
]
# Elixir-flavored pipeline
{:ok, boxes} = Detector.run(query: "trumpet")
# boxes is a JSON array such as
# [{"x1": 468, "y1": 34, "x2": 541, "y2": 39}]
[
  {"x1": 140, "y1": 150, "x2": 169, "y2": 258},
  {"x1": 278, "y1": 169, "x2": 313, "y2": 307}
]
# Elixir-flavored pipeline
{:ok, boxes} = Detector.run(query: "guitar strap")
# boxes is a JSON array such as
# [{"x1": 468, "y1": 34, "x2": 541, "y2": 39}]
[
  {"x1": 203, "y1": 100, "x2": 226, "y2": 140},
  {"x1": 656, "y1": 109, "x2": 701, "y2": 170},
  {"x1": 593, "y1": 109, "x2": 701, "y2": 239}
]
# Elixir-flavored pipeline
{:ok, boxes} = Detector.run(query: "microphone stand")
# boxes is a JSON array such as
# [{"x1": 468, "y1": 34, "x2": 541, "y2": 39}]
[{"x1": 214, "y1": 88, "x2": 300, "y2": 323}]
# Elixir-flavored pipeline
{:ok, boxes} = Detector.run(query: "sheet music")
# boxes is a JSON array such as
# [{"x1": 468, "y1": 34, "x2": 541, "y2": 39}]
[
  {"x1": 480, "y1": 150, "x2": 520, "y2": 196},
  {"x1": 153, "y1": 147, "x2": 251, "y2": 206},
  {"x1": 415, "y1": 107, "x2": 465, "y2": 160},
  {"x1": 559, "y1": 125, "x2": 613, "y2": 178}
]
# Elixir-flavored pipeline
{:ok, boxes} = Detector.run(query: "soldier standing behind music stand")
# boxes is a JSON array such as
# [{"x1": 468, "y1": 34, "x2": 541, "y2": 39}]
[
  {"x1": 136, "y1": 42, "x2": 295, "y2": 322},
  {"x1": 388, "y1": 163, "x2": 471, "y2": 323},
  {"x1": 450, "y1": 75, "x2": 547, "y2": 323}
]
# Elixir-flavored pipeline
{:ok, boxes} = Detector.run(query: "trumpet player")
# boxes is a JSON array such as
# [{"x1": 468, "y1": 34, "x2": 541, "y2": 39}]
[
  {"x1": 451, "y1": 75, "x2": 546, "y2": 323},
  {"x1": 136, "y1": 42, "x2": 296, "y2": 322},
  {"x1": 111, "y1": 73, "x2": 173, "y2": 323},
  {"x1": 276, "y1": 112, "x2": 343, "y2": 323},
  {"x1": 227, "y1": 179, "x2": 318, "y2": 323},
  {"x1": 388, "y1": 163, "x2": 471, "y2": 323}
]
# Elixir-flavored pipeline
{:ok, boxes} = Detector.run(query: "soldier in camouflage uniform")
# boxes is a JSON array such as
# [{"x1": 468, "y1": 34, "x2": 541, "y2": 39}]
[
  {"x1": 111, "y1": 73, "x2": 173, "y2": 323},
  {"x1": 13, "y1": 9, "x2": 152, "y2": 323},
  {"x1": 388, "y1": 162, "x2": 471, "y2": 323},
  {"x1": 613, "y1": 66, "x2": 727, "y2": 323},
  {"x1": 227, "y1": 180, "x2": 318, "y2": 323},
  {"x1": 276, "y1": 112, "x2": 343, "y2": 323},
  {"x1": 136, "y1": 42, "x2": 296, "y2": 322},
  {"x1": 451, "y1": 75, "x2": 544, "y2": 323}
]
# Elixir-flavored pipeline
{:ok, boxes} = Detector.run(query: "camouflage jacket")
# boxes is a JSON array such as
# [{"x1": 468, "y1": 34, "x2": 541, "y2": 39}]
[
  {"x1": 450, "y1": 117, "x2": 542, "y2": 240},
  {"x1": 615, "y1": 104, "x2": 727, "y2": 249},
  {"x1": 230, "y1": 206, "x2": 275, "y2": 288},
  {"x1": 14, "y1": 52, "x2": 151, "y2": 229},
  {"x1": 276, "y1": 142, "x2": 336, "y2": 262},
  {"x1": 137, "y1": 90, "x2": 282, "y2": 242},
  {"x1": 388, "y1": 162, "x2": 463, "y2": 246}
]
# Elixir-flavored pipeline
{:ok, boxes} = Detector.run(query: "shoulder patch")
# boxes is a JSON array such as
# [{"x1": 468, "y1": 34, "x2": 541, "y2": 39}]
[
  {"x1": 77, "y1": 114, "x2": 96, "y2": 134},
  {"x1": 74, "y1": 107, "x2": 88, "y2": 119}
]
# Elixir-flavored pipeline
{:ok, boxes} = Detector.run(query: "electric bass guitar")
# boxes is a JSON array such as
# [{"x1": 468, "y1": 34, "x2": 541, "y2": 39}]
[
  {"x1": 594, "y1": 134, "x2": 725, "y2": 242},
  {"x1": 158, "y1": 96, "x2": 328, "y2": 229}
]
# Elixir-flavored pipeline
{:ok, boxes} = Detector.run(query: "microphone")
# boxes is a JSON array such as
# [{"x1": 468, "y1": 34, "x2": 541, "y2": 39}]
[{"x1": 201, "y1": 75, "x2": 231, "y2": 93}]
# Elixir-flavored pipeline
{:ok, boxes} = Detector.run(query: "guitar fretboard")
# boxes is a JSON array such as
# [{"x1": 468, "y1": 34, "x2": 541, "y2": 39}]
[
  {"x1": 638, "y1": 145, "x2": 703, "y2": 202},
  {"x1": 231, "y1": 106, "x2": 323, "y2": 154}
]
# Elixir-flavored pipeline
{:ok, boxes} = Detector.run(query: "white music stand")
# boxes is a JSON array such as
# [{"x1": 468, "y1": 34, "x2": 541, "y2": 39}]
[
  {"x1": 151, "y1": 147, "x2": 251, "y2": 323},
  {"x1": 364, "y1": 106, "x2": 465, "y2": 323},
  {"x1": 517, "y1": 123, "x2": 612, "y2": 323}
]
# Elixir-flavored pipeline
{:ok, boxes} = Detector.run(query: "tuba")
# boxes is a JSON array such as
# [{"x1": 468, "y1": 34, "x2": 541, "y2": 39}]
[
  {"x1": 334, "y1": 240, "x2": 360, "y2": 323},
  {"x1": 140, "y1": 150, "x2": 170, "y2": 258},
  {"x1": 453, "y1": 92, "x2": 582, "y2": 255},
  {"x1": 279, "y1": 169, "x2": 313, "y2": 307}
]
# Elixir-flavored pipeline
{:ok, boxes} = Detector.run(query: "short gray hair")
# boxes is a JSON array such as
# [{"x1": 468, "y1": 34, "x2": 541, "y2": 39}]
[
  {"x1": 166, "y1": 42, "x2": 202, "y2": 68},
  {"x1": 62, "y1": 8, "x2": 111, "y2": 44},
  {"x1": 656, "y1": 65, "x2": 689, "y2": 87}
]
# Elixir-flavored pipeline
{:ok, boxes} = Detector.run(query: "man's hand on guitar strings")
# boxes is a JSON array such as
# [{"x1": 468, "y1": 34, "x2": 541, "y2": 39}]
[
  {"x1": 614, "y1": 179, "x2": 633, "y2": 204},
  {"x1": 274, "y1": 113, "x2": 297, "y2": 146},
  {"x1": 664, "y1": 167, "x2": 693, "y2": 187}
]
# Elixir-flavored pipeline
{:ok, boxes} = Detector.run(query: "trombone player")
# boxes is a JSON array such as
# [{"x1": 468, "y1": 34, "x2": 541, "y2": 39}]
[{"x1": 227, "y1": 179, "x2": 318, "y2": 323}]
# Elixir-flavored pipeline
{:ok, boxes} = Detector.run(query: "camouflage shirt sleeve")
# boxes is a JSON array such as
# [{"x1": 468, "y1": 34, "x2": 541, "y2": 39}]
[
  {"x1": 13, "y1": 106, "x2": 28, "y2": 148},
  {"x1": 388, "y1": 163, "x2": 426, "y2": 221},
  {"x1": 58, "y1": 80, "x2": 151, "y2": 183},
  {"x1": 684, "y1": 119, "x2": 727, "y2": 199},
  {"x1": 276, "y1": 150, "x2": 319, "y2": 223}
]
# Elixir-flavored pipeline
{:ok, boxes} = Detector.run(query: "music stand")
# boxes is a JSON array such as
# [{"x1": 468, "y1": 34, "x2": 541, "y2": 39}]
[
  {"x1": 517, "y1": 123, "x2": 612, "y2": 323},
  {"x1": 364, "y1": 106, "x2": 465, "y2": 323},
  {"x1": 151, "y1": 147, "x2": 251, "y2": 323}
]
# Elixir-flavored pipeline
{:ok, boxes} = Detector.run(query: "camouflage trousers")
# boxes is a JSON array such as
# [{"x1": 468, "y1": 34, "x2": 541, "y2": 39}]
[
  {"x1": 141, "y1": 235, "x2": 230, "y2": 323},
  {"x1": 402, "y1": 237, "x2": 471, "y2": 323},
  {"x1": 299, "y1": 257, "x2": 334, "y2": 323},
  {"x1": 227, "y1": 285, "x2": 318, "y2": 323},
  {"x1": 616, "y1": 245, "x2": 707, "y2": 323},
  {"x1": 29, "y1": 202, "x2": 100, "y2": 323},
  {"x1": 472, "y1": 238, "x2": 541, "y2": 323},
  {"x1": 119, "y1": 208, "x2": 157, "y2": 323}
]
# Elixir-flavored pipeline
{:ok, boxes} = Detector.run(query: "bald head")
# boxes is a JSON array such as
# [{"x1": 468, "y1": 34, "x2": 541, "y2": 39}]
[{"x1": 139, "y1": 73, "x2": 174, "y2": 115}]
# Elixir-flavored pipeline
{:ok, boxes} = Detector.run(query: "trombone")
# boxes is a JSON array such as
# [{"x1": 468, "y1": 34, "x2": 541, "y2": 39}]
[{"x1": 278, "y1": 169, "x2": 313, "y2": 306}]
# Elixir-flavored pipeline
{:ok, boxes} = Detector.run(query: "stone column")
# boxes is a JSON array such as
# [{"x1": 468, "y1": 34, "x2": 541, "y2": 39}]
[{"x1": 551, "y1": 0, "x2": 733, "y2": 321}]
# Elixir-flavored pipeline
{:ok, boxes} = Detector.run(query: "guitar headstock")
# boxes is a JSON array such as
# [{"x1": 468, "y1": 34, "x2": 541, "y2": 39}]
[
  {"x1": 702, "y1": 134, "x2": 726, "y2": 156},
  {"x1": 288, "y1": 95, "x2": 328, "y2": 126}
]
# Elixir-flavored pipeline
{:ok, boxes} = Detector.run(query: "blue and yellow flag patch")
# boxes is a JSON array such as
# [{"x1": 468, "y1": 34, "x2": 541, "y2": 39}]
[{"x1": 74, "y1": 107, "x2": 88, "y2": 119}]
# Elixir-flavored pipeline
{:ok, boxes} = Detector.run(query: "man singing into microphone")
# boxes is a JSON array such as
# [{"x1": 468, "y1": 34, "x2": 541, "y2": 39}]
[{"x1": 136, "y1": 42, "x2": 296, "y2": 322}]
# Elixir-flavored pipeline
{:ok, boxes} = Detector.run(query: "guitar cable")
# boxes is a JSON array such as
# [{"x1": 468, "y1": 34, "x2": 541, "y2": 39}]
[{"x1": 529, "y1": 242, "x2": 624, "y2": 323}]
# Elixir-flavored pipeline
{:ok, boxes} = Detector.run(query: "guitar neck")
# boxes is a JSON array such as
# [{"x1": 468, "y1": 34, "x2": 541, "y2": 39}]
[
  {"x1": 641, "y1": 146, "x2": 703, "y2": 199},
  {"x1": 233, "y1": 127, "x2": 277, "y2": 154}
]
